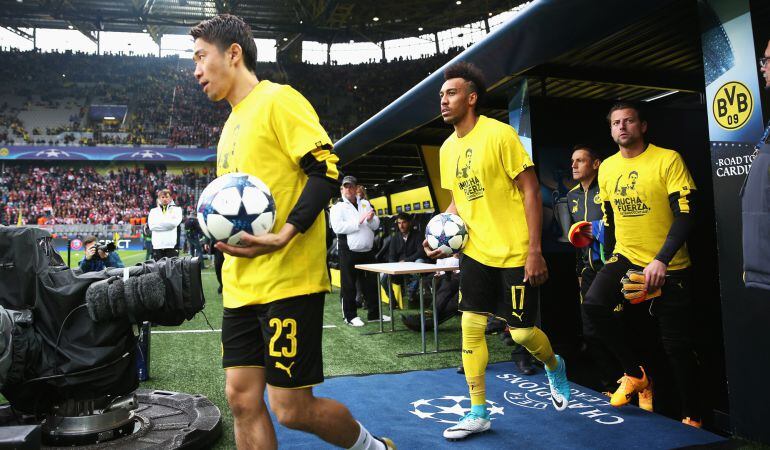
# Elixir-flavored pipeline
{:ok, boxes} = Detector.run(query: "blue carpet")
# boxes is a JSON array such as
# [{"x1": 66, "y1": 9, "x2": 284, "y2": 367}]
[{"x1": 273, "y1": 362, "x2": 726, "y2": 449}]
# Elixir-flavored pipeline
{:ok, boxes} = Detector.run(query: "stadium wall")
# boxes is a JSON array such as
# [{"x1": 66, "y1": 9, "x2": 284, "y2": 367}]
[{"x1": 369, "y1": 187, "x2": 434, "y2": 216}]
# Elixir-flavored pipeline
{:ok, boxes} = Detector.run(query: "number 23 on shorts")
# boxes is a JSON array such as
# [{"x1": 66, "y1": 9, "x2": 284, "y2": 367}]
[{"x1": 268, "y1": 318, "x2": 297, "y2": 358}]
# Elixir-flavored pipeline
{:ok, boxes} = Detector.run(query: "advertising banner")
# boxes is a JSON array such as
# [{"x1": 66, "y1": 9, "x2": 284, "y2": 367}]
[
  {"x1": 0, "y1": 145, "x2": 216, "y2": 162},
  {"x1": 52, "y1": 237, "x2": 145, "y2": 253},
  {"x1": 700, "y1": 0, "x2": 769, "y2": 442}
]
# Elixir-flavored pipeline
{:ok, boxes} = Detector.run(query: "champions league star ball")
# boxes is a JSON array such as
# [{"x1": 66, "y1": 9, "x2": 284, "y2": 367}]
[
  {"x1": 196, "y1": 172, "x2": 276, "y2": 246},
  {"x1": 425, "y1": 213, "x2": 468, "y2": 256}
]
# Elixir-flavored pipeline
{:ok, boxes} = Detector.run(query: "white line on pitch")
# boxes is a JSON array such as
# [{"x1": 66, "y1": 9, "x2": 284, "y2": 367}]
[
  {"x1": 152, "y1": 329, "x2": 221, "y2": 334},
  {"x1": 152, "y1": 325, "x2": 337, "y2": 334}
]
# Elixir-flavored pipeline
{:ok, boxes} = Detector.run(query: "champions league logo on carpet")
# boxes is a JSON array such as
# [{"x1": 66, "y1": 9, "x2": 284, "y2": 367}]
[
  {"x1": 35, "y1": 149, "x2": 71, "y2": 158},
  {"x1": 409, "y1": 396, "x2": 504, "y2": 425},
  {"x1": 497, "y1": 373, "x2": 624, "y2": 425},
  {"x1": 503, "y1": 390, "x2": 550, "y2": 410}
]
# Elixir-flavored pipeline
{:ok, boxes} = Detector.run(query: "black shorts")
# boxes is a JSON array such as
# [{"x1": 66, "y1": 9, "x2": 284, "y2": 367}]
[
  {"x1": 458, "y1": 254, "x2": 539, "y2": 328},
  {"x1": 221, "y1": 293, "x2": 325, "y2": 389}
]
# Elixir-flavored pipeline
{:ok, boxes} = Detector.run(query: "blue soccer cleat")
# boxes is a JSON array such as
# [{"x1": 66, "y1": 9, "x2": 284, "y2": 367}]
[{"x1": 545, "y1": 354, "x2": 571, "y2": 411}]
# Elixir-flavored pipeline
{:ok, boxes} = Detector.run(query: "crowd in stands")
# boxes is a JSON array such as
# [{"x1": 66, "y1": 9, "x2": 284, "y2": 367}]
[
  {"x1": 0, "y1": 46, "x2": 465, "y2": 147},
  {"x1": 0, "y1": 163, "x2": 215, "y2": 225},
  {"x1": 0, "y1": 45, "x2": 469, "y2": 225}
]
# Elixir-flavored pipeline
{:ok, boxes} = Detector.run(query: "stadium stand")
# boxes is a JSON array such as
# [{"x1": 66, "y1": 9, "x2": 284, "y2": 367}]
[
  {"x1": 0, "y1": 47, "x2": 467, "y2": 225},
  {"x1": 0, "y1": 47, "x2": 466, "y2": 147},
  {"x1": 0, "y1": 164, "x2": 214, "y2": 225}
]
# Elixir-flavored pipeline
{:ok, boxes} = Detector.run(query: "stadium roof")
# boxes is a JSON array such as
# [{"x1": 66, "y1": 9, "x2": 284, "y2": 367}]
[
  {"x1": 335, "y1": 0, "x2": 709, "y2": 186},
  {"x1": 0, "y1": 0, "x2": 528, "y2": 44}
]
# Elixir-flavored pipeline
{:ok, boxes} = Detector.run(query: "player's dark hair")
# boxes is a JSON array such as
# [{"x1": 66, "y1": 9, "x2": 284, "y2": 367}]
[
  {"x1": 606, "y1": 102, "x2": 646, "y2": 124},
  {"x1": 190, "y1": 14, "x2": 258, "y2": 75},
  {"x1": 444, "y1": 61, "x2": 487, "y2": 107},
  {"x1": 571, "y1": 144, "x2": 602, "y2": 162},
  {"x1": 396, "y1": 212, "x2": 412, "y2": 222}
]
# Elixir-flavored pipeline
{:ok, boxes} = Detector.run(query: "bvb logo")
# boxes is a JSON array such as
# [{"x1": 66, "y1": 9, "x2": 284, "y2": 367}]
[{"x1": 713, "y1": 81, "x2": 752, "y2": 130}]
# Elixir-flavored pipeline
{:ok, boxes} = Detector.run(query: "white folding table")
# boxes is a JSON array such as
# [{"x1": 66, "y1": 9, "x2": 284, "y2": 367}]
[{"x1": 354, "y1": 261, "x2": 460, "y2": 357}]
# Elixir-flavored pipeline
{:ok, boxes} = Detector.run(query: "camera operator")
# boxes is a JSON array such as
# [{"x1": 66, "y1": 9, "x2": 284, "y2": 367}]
[{"x1": 78, "y1": 236, "x2": 125, "y2": 273}]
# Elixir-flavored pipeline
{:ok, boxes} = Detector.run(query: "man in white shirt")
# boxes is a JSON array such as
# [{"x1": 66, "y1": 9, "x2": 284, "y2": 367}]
[
  {"x1": 330, "y1": 176, "x2": 390, "y2": 326},
  {"x1": 148, "y1": 189, "x2": 183, "y2": 260}
]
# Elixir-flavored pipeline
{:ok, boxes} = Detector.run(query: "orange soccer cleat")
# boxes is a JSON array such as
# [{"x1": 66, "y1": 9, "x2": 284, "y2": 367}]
[
  {"x1": 610, "y1": 366, "x2": 650, "y2": 408},
  {"x1": 682, "y1": 417, "x2": 702, "y2": 428},
  {"x1": 638, "y1": 380, "x2": 653, "y2": 412}
]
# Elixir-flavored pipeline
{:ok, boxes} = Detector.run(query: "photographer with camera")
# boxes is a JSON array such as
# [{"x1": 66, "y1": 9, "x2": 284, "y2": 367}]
[{"x1": 78, "y1": 235, "x2": 125, "y2": 273}]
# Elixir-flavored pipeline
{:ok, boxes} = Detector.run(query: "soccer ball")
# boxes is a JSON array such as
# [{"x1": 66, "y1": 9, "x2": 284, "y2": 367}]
[
  {"x1": 425, "y1": 213, "x2": 468, "y2": 256},
  {"x1": 196, "y1": 172, "x2": 276, "y2": 246}
]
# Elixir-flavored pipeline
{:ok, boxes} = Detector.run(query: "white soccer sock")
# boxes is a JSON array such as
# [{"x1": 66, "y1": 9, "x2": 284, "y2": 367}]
[{"x1": 348, "y1": 421, "x2": 386, "y2": 450}]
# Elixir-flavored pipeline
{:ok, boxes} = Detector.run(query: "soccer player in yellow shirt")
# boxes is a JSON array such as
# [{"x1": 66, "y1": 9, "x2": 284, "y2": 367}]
[
  {"x1": 425, "y1": 62, "x2": 570, "y2": 440},
  {"x1": 582, "y1": 103, "x2": 702, "y2": 427},
  {"x1": 190, "y1": 14, "x2": 394, "y2": 450}
]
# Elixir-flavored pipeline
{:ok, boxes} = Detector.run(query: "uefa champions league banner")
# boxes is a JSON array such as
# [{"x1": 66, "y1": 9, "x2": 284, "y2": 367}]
[
  {"x1": 0, "y1": 145, "x2": 216, "y2": 162},
  {"x1": 52, "y1": 237, "x2": 145, "y2": 253}
]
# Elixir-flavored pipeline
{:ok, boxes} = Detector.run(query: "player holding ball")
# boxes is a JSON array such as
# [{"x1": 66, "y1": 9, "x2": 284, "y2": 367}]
[
  {"x1": 191, "y1": 14, "x2": 394, "y2": 450},
  {"x1": 424, "y1": 61, "x2": 571, "y2": 441}
]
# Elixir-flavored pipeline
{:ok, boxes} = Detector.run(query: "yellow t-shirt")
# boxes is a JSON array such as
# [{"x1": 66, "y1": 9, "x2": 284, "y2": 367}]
[
  {"x1": 216, "y1": 80, "x2": 338, "y2": 307},
  {"x1": 439, "y1": 115, "x2": 534, "y2": 268},
  {"x1": 598, "y1": 144, "x2": 695, "y2": 270}
]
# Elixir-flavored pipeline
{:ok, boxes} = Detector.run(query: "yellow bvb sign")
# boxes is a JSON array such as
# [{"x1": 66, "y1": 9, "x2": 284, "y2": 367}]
[{"x1": 712, "y1": 81, "x2": 753, "y2": 130}]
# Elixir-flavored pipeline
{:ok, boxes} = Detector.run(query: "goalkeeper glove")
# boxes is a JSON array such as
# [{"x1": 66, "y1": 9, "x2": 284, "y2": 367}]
[
  {"x1": 621, "y1": 270, "x2": 662, "y2": 304},
  {"x1": 568, "y1": 221, "x2": 592, "y2": 248}
]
